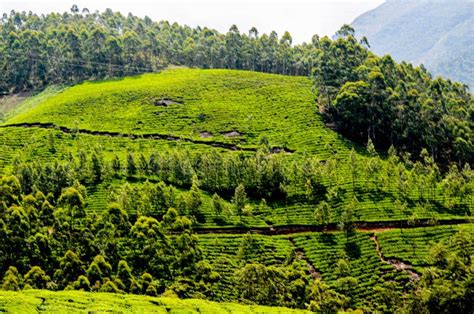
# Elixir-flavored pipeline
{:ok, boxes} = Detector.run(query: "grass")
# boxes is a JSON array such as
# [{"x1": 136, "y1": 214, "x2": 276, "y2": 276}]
[
  {"x1": 0, "y1": 290, "x2": 310, "y2": 313},
  {"x1": 0, "y1": 85, "x2": 64, "y2": 122}
]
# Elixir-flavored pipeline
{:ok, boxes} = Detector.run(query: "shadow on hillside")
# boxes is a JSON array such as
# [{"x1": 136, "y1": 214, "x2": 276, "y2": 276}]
[{"x1": 344, "y1": 234, "x2": 361, "y2": 259}]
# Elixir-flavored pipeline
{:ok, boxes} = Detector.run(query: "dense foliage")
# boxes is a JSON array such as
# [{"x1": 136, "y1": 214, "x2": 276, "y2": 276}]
[
  {"x1": 315, "y1": 27, "x2": 473, "y2": 165},
  {"x1": 1, "y1": 172, "x2": 472, "y2": 312},
  {"x1": 0, "y1": 9, "x2": 473, "y2": 311}
]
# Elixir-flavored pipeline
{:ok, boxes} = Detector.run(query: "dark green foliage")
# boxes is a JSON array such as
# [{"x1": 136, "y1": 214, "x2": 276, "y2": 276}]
[
  {"x1": 319, "y1": 31, "x2": 473, "y2": 164},
  {"x1": 406, "y1": 230, "x2": 473, "y2": 313},
  {"x1": 235, "y1": 263, "x2": 308, "y2": 308},
  {"x1": 23, "y1": 266, "x2": 51, "y2": 289},
  {"x1": 54, "y1": 250, "x2": 84, "y2": 288},
  {"x1": 1, "y1": 266, "x2": 22, "y2": 291},
  {"x1": 307, "y1": 279, "x2": 347, "y2": 313},
  {"x1": 233, "y1": 184, "x2": 247, "y2": 220}
]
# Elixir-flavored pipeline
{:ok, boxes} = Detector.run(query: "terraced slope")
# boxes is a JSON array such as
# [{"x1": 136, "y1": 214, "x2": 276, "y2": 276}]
[
  {"x1": 3, "y1": 68, "x2": 351, "y2": 156},
  {"x1": 197, "y1": 225, "x2": 472, "y2": 307},
  {"x1": 0, "y1": 290, "x2": 309, "y2": 313},
  {"x1": 0, "y1": 68, "x2": 471, "y2": 227}
]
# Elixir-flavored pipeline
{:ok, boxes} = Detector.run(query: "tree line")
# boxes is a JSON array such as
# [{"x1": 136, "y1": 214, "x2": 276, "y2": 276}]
[{"x1": 12, "y1": 144, "x2": 473, "y2": 226}]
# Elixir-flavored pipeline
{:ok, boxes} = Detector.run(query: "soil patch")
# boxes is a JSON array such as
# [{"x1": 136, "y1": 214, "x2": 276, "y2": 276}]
[
  {"x1": 222, "y1": 130, "x2": 241, "y2": 137},
  {"x1": 153, "y1": 98, "x2": 182, "y2": 106},
  {"x1": 200, "y1": 131, "x2": 213, "y2": 138}
]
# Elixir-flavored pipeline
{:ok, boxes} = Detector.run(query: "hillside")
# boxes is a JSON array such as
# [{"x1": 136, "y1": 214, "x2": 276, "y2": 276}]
[
  {"x1": 1, "y1": 69, "x2": 470, "y2": 227},
  {"x1": 0, "y1": 69, "x2": 472, "y2": 312},
  {"x1": 4, "y1": 68, "x2": 348, "y2": 156},
  {"x1": 351, "y1": 0, "x2": 474, "y2": 88}
]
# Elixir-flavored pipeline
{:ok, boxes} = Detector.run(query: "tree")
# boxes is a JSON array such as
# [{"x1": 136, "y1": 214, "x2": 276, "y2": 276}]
[
  {"x1": 116, "y1": 260, "x2": 134, "y2": 292},
  {"x1": 73, "y1": 275, "x2": 91, "y2": 291},
  {"x1": 233, "y1": 183, "x2": 247, "y2": 220},
  {"x1": 407, "y1": 231, "x2": 473, "y2": 313},
  {"x1": 112, "y1": 155, "x2": 121, "y2": 175},
  {"x1": 24, "y1": 266, "x2": 51, "y2": 289},
  {"x1": 1, "y1": 266, "x2": 22, "y2": 291},
  {"x1": 58, "y1": 187, "x2": 85, "y2": 210},
  {"x1": 91, "y1": 152, "x2": 103, "y2": 183},
  {"x1": 314, "y1": 201, "x2": 330, "y2": 230},
  {"x1": 58, "y1": 187, "x2": 86, "y2": 227},
  {"x1": 339, "y1": 197, "x2": 357, "y2": 234},
  {"x1": 126, "y1": 152, "x2": 137, "y2": 177},
  {"x1": 86, "y1": 255, "x2": 112, "y2": 288},
  {"x1": 187, "y1": 176, "x2": 203, "y2": 217},
  {"x1": 211, "y1": 193, "x2": 224, "y2": 217},
  {"x1": 235, "y1": 263, "x2": 286, "y2": 305},
  {"x1": 308, "y1": 279, "x2": 347, "y2": 313},
  {"x1": 54, "y1": 250, "x2": 84, "y2": 288}
]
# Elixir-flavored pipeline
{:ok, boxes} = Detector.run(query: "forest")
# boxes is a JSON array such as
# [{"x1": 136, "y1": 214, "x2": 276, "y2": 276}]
[{"x1": 0, "y1": 5, "x2": 473, "y2": 314}]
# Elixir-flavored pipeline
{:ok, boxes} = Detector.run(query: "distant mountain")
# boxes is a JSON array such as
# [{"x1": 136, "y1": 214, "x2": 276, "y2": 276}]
[{"x1": 351, "y1": 0, "x2": 474, "y2": 89}]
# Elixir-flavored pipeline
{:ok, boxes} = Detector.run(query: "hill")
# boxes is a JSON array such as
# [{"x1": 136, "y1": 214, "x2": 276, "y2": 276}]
[
  {"x1": 0, "y1": 68, "x2": 472, "y2": 312},
  {"x1": 351, "y1": 0, "x2": 474, "y2": 88},
  {"x1": 4, "y1": 68, "x2": 348, "y2": 156},
  {"x1": 2, "y1": 8, "x2": 472, "y2": 165}
]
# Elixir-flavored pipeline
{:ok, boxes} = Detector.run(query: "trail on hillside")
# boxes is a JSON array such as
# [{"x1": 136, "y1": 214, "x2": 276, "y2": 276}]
[
  {"x1": 371, "y1": 234, "x2": 420, "y2": 280},
  {"x1": 1, "y1": 123, "x2": 295, "y2": 153},
  {"x1": 193, "y1": 218, "x2": 471, "y2": 235},
  {"x1": 289, "y1": 237, "x2": 321, "y2": 279}
]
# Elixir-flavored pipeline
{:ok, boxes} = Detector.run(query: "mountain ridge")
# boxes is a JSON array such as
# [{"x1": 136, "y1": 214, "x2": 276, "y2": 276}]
[{"x1": 351, "y1": 0, "x2": 474, "y2": 88}]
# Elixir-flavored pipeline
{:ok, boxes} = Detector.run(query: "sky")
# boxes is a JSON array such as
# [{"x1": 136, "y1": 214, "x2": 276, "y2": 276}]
[{"x1": 0, "y1": 0, "x2": 384, "y2": 43}]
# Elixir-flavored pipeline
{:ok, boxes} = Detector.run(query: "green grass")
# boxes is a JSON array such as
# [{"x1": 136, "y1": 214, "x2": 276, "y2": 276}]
[{"x1": 0, "y1": 290, "x2": 310, "y2": 313}]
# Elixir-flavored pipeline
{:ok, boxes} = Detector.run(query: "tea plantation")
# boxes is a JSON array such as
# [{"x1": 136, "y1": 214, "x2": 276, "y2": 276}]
[
  {"x1": 0, "y1": 68, "x2": 472, "y2": 312},
  {"x1": 0, "y1": 290, "x2": 310, "y2": 313}
]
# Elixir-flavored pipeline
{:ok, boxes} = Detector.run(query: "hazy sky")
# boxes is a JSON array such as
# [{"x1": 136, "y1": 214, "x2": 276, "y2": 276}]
[{"x1": 0, "y1": 0, "x2": 384, "y2": 43}]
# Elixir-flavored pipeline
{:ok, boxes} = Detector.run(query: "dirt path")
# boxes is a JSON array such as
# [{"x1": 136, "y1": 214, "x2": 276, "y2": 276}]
[
  {"x1": 1, "y1": 122, "x2": 295, "y2": 153},
  {"x1": 371, "y1": 234, "x2": 420, "y2": 280},
  {"x1": 289, "y1": 238, "x2": 321, "y2": 279},
  {"x1": 193, "y1": 218, "x2": 471, "y2": 235}
]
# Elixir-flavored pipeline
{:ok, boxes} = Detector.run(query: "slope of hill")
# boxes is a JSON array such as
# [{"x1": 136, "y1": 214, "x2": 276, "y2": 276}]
[
  {"x1": 351, "y1": 0, "x2": 474, "y2": 88},
  {"x1": 1, "y1": 69, "x2": 470, "y2": 227},
  {"x1": 0, "y1": 290, "x2": 309, "y2": 313},
  {"x1": 4, "y1": 68, "x2": 350, "y2": 156}
]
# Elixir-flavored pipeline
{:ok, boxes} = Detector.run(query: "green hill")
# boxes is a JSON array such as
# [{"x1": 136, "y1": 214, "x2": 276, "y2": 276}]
[
  {"x1": 1, "y1": 69, "x2": 470, "y2": 227},
  {"x1": 0, "y1": 68, "x2": 472, "y2": 312},
  {"x1": 4, "y1": 68, "x2": 350, "y2": 156}
]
